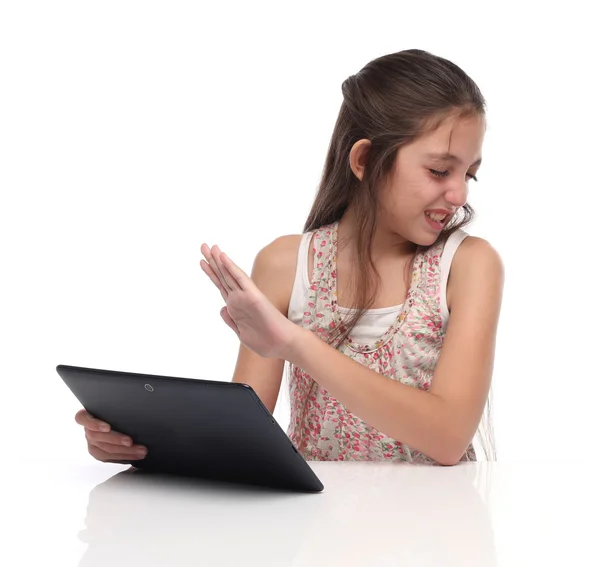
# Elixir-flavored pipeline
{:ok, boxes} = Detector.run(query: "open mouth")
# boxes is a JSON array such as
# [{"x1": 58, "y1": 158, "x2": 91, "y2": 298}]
[
  {"x1": 425, "y1": 211, "x2": 448, "y2": 223},
  {"x1": 424, "y1": 211, "x2": 449, "y2": 230}
]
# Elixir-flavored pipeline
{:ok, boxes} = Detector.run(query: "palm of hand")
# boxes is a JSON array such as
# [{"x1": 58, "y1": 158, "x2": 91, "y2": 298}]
[{"x1": 200, "y1": 244, "x2": 297, "y2": 360}]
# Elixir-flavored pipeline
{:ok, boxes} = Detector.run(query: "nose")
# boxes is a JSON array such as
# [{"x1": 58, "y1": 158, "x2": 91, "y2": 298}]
[{"x1": 445, "y1": 181, "x2": 469, "y2": 208}]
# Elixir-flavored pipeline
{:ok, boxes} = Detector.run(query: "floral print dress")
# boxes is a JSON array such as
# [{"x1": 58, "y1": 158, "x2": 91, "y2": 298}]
[{"x1": 286, "y1": 221, "x2": 476, "y2": 464}]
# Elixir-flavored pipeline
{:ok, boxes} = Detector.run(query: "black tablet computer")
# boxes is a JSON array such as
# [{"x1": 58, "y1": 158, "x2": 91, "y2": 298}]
[{"x1": 56, "y1": 364, "x2": 324, "y2": 493}]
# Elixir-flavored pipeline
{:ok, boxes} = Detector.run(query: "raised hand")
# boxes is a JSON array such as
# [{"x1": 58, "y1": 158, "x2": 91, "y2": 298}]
[{"x1": 200, "y1": 244, "x2": 300, "y2": 360}]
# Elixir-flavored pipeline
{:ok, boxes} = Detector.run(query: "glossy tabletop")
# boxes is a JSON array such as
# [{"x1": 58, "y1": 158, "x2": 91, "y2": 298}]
[{"x1": 4, "y1": 459, "x2": 598, "y2": 566}]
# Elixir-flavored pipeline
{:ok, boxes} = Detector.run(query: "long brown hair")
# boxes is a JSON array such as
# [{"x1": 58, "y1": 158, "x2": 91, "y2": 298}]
[{"x1": 302, "y1": 49, "x2": 496, "y2": 460}]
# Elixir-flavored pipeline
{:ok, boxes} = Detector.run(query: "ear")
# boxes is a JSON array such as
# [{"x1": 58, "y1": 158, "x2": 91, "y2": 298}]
[{"x1": 349, "y1": 139, "x2": 371, "y2": 181}]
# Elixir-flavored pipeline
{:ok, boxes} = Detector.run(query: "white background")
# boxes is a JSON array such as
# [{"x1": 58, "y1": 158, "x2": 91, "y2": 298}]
[{"x1": 1, "y1": 0, "x2": 598, "y2": 466}]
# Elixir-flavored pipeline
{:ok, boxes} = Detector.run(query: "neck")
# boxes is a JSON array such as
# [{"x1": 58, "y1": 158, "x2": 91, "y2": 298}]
[{"x1": 337, "y1": 205, "x2": 417, "y2": 261}]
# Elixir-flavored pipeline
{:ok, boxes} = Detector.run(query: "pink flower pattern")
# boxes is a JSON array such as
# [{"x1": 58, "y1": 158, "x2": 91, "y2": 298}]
[{"x1": 287, "y1": 222, "x2": 476, "y2": 464}]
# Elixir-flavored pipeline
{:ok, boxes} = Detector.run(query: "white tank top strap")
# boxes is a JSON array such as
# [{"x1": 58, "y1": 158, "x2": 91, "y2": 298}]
[
  {"x1": 439, "y1": 229, "x2": 470, "y2": 322},
  {"x1": 288, "y1": 231, "x2": 314, "y2": 319}
]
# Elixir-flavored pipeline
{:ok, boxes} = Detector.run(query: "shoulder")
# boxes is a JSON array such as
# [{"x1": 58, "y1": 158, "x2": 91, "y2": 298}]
[
  {"x1": 453, "y1": 235, "x2": 504, "y2": 275},
  {"x1": 253, "y1": 234, "x2": 304, "y2": 273},
  {"x1": 447, "y1": 235, "x2": 504, "y2": 311},
  {"x1": 251, "y1": 234, "x2": 304, "y2": 314}
]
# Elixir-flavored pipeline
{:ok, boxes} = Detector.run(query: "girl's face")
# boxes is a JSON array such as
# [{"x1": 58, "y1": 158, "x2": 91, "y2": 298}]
[{"x1": 379, "y1": 113, "x2": 485, "y2": 247}]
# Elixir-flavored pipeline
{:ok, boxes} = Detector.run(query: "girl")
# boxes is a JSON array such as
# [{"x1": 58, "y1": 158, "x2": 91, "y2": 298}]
[{"x1": 78, "y1": 49, "x2": 503, "y2": 466}]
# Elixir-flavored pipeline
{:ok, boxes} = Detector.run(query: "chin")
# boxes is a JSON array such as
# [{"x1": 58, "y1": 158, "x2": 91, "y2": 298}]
[
  {"x1": 412, "y1": 231, "x2": 440, "y2": 247},
  {"x1": 413, "y1": 216, "x2": 453, "y2": 247}
]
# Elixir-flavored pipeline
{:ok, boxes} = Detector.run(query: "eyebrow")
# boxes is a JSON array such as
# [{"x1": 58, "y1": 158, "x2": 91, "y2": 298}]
[{"x1": 425, "y1": 152, "x2": 482, "y2": 167}]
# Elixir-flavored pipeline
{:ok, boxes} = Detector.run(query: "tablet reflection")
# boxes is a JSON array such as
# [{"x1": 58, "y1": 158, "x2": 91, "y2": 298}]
[
  {"x1": 78, "y1": 468, "x2": 324, "y2": 567},
  {"x1": 78, "y1": 462, "x2": 496, "y2": 567}
]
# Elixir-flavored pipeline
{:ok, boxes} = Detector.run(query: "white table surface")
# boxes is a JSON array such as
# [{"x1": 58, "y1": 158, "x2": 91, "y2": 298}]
[{"x1": 4, "y1": 459, "x2": 598, "y2": 566}]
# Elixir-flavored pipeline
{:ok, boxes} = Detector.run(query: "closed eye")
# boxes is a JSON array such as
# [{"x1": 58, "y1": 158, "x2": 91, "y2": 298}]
[{"x1": 429, "y1": 169, "x2": 478, "y2": 182}]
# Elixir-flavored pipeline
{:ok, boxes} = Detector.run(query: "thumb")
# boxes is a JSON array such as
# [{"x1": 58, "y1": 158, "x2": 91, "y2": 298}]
[{"x1": 220, "y1": 306, "x2": 240, "y2": 335}]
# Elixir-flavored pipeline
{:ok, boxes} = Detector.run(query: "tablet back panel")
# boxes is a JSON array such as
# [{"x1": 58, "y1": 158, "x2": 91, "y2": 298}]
[{"x1": 57, "y1": 365, "x2": 323, "y2": 492}]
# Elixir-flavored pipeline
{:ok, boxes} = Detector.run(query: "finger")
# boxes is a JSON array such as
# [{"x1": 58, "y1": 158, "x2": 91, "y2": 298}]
[
  {"x1": 75, "y1": 409, "x2": 110, "y2": 432},
  {"x1": 85, "y1": 428, "x2": 134, "y2": 447},
  {"x1": 220, "y1": 306, "x2": 240, "y2": 335},
  {"x1": 200, "y1": 242, "x2": 213, "y2": 260},
  {"x1": 88, "y1": 444, "x2": 146, "y2": 463},
  {"x1": 212, "y1": 246, "x2": 239, "y2": 291},
  {"x1": 200, "y1": 244, "x2": 229, "y2": 299},
  {"x1": 201, "y1": 243, "x2": 229, "y2": 292},
  {"x1": 220, "y1": 252, "x2": 251, "y2": 291},
  {"x1": 200, "y1": 259, "x2": 228, "y2": 299},
  {"x1": 93, "y1": 440, "x2": 148, "y2": 458},
  {"x1": 210, "y1": 244, "x2": 234, "y2": 292}
]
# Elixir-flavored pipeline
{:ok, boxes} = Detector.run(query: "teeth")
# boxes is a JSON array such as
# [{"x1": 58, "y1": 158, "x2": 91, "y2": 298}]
[{"x1": 425, "y1": 212, "x2": 447, "y2": 222}]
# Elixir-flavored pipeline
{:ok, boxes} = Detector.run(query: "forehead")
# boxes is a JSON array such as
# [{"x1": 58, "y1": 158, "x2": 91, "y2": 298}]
[{"x1": 408, "y1": 114, "x2": 486, "y2": 165}]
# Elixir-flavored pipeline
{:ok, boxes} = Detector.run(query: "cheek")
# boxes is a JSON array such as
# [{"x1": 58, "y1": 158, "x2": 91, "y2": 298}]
[
  {"x1": 378, "y1": 191, "x2": 421, "y2": 226},
  {"x1": 380, "y1": 168, "x2": 442, "y2": 215},
  {"x1": 384, "y1": 178, "x2": 432, "y2": 212}
]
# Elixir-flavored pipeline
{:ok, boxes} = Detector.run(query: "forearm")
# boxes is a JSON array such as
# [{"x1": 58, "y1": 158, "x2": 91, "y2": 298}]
[{"x1": 287, "y1": 327, "x2": 464, "y2": 464}]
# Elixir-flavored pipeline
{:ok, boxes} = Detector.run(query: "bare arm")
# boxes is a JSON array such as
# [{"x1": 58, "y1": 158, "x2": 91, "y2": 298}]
[
  {"x1": 228, "y1": 235, "x2": 301, "y2": 413},
  {"x1": 286, "y1": 237, "x2": 504, "y2": 465}
]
